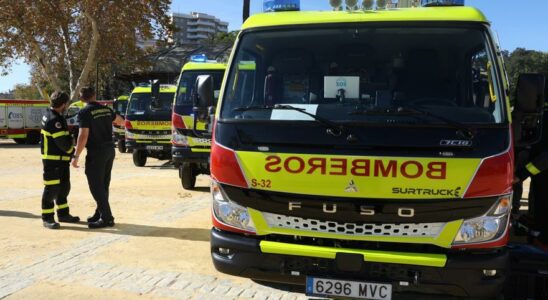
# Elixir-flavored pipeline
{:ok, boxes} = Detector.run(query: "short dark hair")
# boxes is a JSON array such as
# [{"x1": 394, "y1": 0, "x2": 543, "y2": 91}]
[
  {"x1": 50, "y1": 91, "x2": 70, "y2": 108},
  {"x1": 80, "y1": 87, "x2": 96, "y2": 101}
]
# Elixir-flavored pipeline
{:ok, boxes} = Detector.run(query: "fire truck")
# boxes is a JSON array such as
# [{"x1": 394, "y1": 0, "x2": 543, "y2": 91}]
[
  {"x1": 172, "y1": 58, "x2": 226, "y2": 189},
  {"x1": 0, "y1": 99, "x2": 49, "y2": 144},
  {"x1": 191, "y1": 1, "x2": 547, "y2": 299},
  {"x1": 125, "y1": 84, "x2": 175, "y2": 167}
]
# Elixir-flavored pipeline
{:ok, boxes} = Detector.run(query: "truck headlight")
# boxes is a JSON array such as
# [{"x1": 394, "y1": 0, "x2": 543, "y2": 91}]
[
  {"x1": 452, "y1": 195, "x2": 511, "y2": 247},
  {"x1": 212, "y1": 180, "x2": 256, "y2": 234},
  {"x1": 125, "y1": 130, "x2": 135, "y2": 139},
  {"x1": 172, "y1": 129, "x2": 188, "y2": 146}
]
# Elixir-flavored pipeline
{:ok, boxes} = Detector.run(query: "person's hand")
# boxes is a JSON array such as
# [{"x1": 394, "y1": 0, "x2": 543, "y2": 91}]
[
  {"x1": 72, "y1": 156, "x2": 80, "y2": 168},
  {"x1": 512, "y1": 176, "x2": 521, "y2": 184}
]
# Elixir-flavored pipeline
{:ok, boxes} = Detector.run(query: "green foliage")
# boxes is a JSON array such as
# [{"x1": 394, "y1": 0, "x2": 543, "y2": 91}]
[
  {"x1": 503, "y1": 48, "x2": 548, "y2": 102},
  {"x1": 12, "y1": 84, "x2": 41, "y2": 100}
]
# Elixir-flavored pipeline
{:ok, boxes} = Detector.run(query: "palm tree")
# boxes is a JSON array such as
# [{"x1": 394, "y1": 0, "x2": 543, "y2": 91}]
[{"x1": 243, "y1": 0, "x2": 251, "y2": 23}]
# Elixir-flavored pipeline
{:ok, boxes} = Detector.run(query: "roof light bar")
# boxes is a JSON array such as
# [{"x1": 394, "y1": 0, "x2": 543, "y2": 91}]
[
  {"x1": 421, "y1": 0, "x2": 465, "y2": 6},
  {"x1": 263, "y1": 0, "x2": 300, "y2": 12}
]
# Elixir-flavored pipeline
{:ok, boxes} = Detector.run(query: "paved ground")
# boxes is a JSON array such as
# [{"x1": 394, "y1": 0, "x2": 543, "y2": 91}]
[{"x1": 0, "y1": 140, "x2": 306, "y2": 300}]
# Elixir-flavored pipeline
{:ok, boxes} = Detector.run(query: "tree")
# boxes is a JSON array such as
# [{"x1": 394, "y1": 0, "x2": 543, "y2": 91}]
[
  {"x1": 376, "y1": 0, "x2": 387, "y2": 10},
  {"x1": 243, "y1": 0, "x2": 251, "y2": 23},
  {"x1": 12, "y1": 84, "x2": 41, "y2": 100},
  {"x1": 0, "y1": 0, "x2": 172, "y2": 102},
  {"x1": 503, "y1": 48, "x2": 548, "y2": 103},
  {"x1": 362, "y1": 0, "x2": 374, "y2": 10}
]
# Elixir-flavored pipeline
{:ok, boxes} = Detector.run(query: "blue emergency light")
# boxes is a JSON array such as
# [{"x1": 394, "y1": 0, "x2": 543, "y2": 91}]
[
  {"x1": 421, "y1": 0, "x2": 464, "y2": 6},
  {"x1": 263, "y1": 0, "x2": 300, "y2": 12},
  {"x1": 190, "y1": 54, "x2": 208, "y2": 63}
]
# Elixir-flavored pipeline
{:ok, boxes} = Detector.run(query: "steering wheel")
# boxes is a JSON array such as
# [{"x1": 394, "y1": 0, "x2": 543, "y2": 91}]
[{"x1": 408, "y1": 98, "x2": 457, "y2": 107}]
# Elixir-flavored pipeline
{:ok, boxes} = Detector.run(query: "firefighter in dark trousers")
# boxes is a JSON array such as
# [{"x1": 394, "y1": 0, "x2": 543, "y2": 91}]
[
  {"x1": 72, "y1": 87, "x2": 124, "y2": 229},
  {"x1": 514, "y1": 98, "x2": 548, "y2": 249},
  {"x1": 40, "y1": 91, "x2": 80, "y2": 229}
]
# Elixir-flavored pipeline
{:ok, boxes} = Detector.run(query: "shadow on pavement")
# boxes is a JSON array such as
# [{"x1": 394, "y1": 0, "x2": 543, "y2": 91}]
[
  {"x1": 61, "y1": 223, "x2": 211, "y2": 242},
  {"x1": 0, "y1": 210, "x2": 41, "y2": 219},
  {"x1": 149, "y1": 161, "x2": 176, "y2": 170},
  {"x1": 190, "y1": 187, "x2": 210, "y2": 193}
]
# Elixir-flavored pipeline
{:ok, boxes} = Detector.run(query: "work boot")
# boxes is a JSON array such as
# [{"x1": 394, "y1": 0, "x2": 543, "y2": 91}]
[
  {"x1": 43, "y1": 219, "x2": 60, "y2": 229},
  {"x1": 58, "y1": 213, "x2": 80, "y2": 223},
  {"x1": 88, "y1": 218, "x2": 115, "y2": 229},
  {"x1": 87, "y1": 211, "x2": 100, "y2": 223}
]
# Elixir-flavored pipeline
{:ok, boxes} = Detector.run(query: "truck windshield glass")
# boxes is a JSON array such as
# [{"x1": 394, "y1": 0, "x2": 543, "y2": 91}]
[
  {"x1": 174, "y1": 71, "x2": 225, "y2": 114},
  {"x1": 114, "y1": 101, "x2": 128, "y2": 116},
  {"x1": 221, "y1": 26, "x2": 504, "y2": 125},
  {"x1": 128, "y1": 93, "x2": 174, "y2": 115}
]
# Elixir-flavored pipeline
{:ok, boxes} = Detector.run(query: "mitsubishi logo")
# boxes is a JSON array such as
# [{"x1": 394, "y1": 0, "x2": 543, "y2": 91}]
[{"x1": 345, "y1": 179, "x2": 358, "y2": 193}]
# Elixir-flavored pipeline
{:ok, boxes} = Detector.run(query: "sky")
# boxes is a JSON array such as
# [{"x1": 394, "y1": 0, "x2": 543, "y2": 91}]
[{"x1": 1, "y1": 0, "x2": 547, "y2": 93}]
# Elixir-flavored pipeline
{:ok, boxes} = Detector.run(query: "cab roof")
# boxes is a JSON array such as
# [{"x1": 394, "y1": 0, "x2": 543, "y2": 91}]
[
  {"x1": 181, "y1": 62, "x2": 226, "y2": 72},
  {"x1": 117, "y1": 95, "x2": 129, "y2": 101},
  {"x1": 242, "y1": 7, "x2": 488, "y2": 30},
  {"x1": 131, "y1": 85, "x2": 177, "y2": 94}
]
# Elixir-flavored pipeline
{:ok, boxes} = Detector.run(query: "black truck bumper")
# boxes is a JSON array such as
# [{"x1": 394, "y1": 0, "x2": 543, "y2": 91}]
[
  {"x1": 172, "y1": 145, "x2": 210, "y2": 164},
  {"x1": 126, "y1": 140, "x2": 171, "y2": 153},
  {"x1": 211, "y1": 229, "x2": 509, "y2": 299}
]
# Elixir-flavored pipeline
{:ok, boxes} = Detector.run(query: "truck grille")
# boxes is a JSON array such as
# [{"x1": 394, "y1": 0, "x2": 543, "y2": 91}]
[{"x1": 262, "y1": 212, "x2": 445, "y2": 238}]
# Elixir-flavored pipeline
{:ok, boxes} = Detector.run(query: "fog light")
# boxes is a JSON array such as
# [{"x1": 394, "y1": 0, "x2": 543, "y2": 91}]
[
  {"x1": 219, "y1": 247, "x2": 231, "y2": 255},
  {"x1": 483, "y1": 269, "x2": 497, "y2": 277}
]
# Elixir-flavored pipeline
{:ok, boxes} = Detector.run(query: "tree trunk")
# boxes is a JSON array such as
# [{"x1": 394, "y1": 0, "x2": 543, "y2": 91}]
[
  {"x1": 243, "y1": 0, "x2": 250, "y2": 23},
  {"x1": 28, "y1": 38, "x2": 62, "y2": 92},
  {"x1": 71, "y1": 11, "x2": 100, "y2": 102}
]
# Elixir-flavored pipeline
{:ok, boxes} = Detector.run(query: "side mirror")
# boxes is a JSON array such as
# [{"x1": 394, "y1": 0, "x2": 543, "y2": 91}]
[
  {"x1": 151, "y1": 80, "x2": 161, "y2": 110},
  {"x1": 192, "y1": 75, "x2": 214, "y2": 123},
  {"x1": 513, "y1": 74, "x2": 545, "y2": 147}
]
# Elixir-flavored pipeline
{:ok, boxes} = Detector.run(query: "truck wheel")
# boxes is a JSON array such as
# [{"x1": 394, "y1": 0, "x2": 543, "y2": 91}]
[
  {"x1": 13, "y1": 138, "x2": 26, "y2": 144},
  {"x1": 133, "y1": 150, "x2": 147, "y2": 167},
  {"x1": 117, "y1": 140, "x2": 126, "y2": 153},
  {"x1": 180, "y1": 163, "x2": 196, "y2": 190}
]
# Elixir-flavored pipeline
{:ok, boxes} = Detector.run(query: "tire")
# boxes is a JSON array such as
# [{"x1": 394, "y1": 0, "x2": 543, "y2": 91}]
[
  {"x1": 117, "y1": 140, "x2": 126, "y2": 153},
  {"x1": 180, "y1": 163, "x2": 196, "y2": 190},
  {"x1": 132, "y1": 150, "x2": 147, "y2": 167},
  {"x1": 13, "y1": 138, "x2": 26, "y2": 144}
]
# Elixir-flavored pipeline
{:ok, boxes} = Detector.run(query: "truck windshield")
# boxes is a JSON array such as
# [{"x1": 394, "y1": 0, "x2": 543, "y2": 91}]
[
  {"x1": 174, "y1": 71, "x2": 225, "y2": 115},
  {"x1": 128, "y1": 93, "x2": 174, "y2": 115},
  {"x1": 114, "y1": 101, "x2": 128, "y2": 116},
  {"x1": 221, "y1": 26, "x2": 505, "y2": 125}
]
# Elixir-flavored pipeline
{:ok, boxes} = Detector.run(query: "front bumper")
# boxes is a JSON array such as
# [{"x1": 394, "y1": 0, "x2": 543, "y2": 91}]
[
  {"x1": 211, "y1": 229, "x2": 509, "y2": 299},
  {"x1": 126, "y1": 140, "x2": 171, "y2": 152},
  {"x1": 172, "y1": 145, "x2": 210, "y2": 164}
]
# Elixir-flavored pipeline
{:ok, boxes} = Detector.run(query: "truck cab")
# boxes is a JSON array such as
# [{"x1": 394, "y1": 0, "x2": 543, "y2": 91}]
[
  {"x1": 202, "y1": 4, "x2": 545, "y2": 300},
  {"x1": 172, "y1": 60, "x2": 226, "y2": 189},
  {"x1": 112, "y1": 95, "x2": 129, "y2": 153},
  {"x1": 125, "y1": 85, "x2": 175, "y2": 167}
]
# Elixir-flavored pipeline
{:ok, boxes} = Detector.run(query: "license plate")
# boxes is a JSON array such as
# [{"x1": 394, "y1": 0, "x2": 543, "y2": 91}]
[
  {"x1": 306, "y1": 277, "x2": 392, "y2": 300},
  {"x1": 146, "y1": 145, "x2": 163, "y2": 150}
]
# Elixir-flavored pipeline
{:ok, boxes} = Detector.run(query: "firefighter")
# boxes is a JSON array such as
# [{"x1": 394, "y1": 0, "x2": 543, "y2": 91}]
[
  {"x1": 72, "y1": 87, "x2": 124, "y2": 229},
  {"x1": 40, "y1": 91, "x2": 80, "y2": 229}
]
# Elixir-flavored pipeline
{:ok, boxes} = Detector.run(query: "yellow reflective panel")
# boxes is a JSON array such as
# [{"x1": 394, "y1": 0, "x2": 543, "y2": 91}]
[{"x1": 237, "y1": 151, "x2": 481, "y2": 199}]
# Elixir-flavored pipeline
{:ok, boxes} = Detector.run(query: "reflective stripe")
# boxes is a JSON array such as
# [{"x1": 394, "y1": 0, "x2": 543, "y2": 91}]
[
  {"x1": 52, "y1": 131, "x2": 70, "y2": 138},
  {"x1": 526, "y1": 163, "x2": 541, "y2": 176},
  {"x1": 57, "y1": 203, "x2": 69, "y2": 210},
  {"x1": 44, "y1": 179, "x2": 61, "y2": 185},
  {"x1": 41, "y1": 129, "x2": 69, "y2": 137},
  {"x1": 42, "y1": 155, "x2": 71, "y2": 161},
  {"x1": 42, "y1": 208, "x2": 55, "y2": 214}
]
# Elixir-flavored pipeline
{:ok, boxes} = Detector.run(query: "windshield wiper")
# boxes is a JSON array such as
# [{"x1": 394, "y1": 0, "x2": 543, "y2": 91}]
[
  {"x1": 350, "y1": 106, "x2": 475, "y2": 139},
  {"x1": 233, "y1": 104, "x2": 357, "y2": 141}
]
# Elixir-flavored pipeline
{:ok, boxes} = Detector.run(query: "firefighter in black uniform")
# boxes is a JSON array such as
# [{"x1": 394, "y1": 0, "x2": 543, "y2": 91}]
[
  {"x1": 40, "y1": 91, "x2": 80, "y2": 229},
  {"x1": 514, "y1": 96, "x2": 548, "y2": 249},
  {"x1": 72, "y1": 87, "x2": 124, "y2": 229}
]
